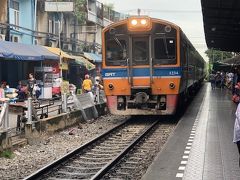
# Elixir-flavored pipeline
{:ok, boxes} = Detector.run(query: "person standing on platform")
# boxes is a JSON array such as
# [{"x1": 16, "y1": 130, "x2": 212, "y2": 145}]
[
  {"x1": 232, "y1": 68, "x2": 240, "y2": 95},
  {"x1": 82, "y1": 74, "x2": 93, "y2": 93},
  {"x1": 233, "y1": 102, "x2": 240, "y2": 167},
  {"x1": 209, "y1": 72, "x2": 216, "y2": 90}
]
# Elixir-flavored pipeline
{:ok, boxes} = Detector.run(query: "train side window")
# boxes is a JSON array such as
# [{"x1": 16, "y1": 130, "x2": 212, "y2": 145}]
[
  {"x1": 153, "y1": 38, "x2": 176, "y2": 65},
  {"x1": 106, "y1": 39, "x2": 127, "y2": 66}
]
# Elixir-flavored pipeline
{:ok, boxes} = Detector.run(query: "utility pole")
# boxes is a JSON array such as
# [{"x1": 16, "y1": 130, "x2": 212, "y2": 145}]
[{"x1": 137, "y1": 9, "x2": 141, "y2": 16}]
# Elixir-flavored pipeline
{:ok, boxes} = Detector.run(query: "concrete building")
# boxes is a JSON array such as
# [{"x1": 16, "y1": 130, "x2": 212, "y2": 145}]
[
  {"x1": 0, "y1": 0, "x2": 126, "y2": 53},
  {"x1": 35, "y1": 0, "x2": 126, "y2": 54},
  {"x1": 0, "y1": 0, "x2": 8, "y2": 41},
  {"x1": 9, "y1": 0, "x2": 37, "y2": 44}
]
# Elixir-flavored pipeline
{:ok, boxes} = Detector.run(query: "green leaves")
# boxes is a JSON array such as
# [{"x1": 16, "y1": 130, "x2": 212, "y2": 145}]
[
  {"x1": 205, "y1": 49, "x2": 233, "y2": 62},
  {"x1": 74, "y1": 0, "x2": 87, "y2": 24}
]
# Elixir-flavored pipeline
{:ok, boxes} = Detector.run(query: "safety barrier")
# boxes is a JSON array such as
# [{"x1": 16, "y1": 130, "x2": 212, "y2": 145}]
[
  {"x1": 0, "y1": 101, "x2": 9, "y2": 130},
  {"x1": 0, "y1": 101, "x2": 11, "y2": 152},
  {"x1": 0, "y1": 91, "x2": 107, "y2": 151}
]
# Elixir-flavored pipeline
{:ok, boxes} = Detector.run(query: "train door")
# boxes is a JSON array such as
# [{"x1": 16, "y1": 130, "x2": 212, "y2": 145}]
[
  {"x1": 183, "y1": 42, "x2": 189, "y2": 90},
  {"x1": 128, "y1": 35, "x2": 152, "y2": 88}
]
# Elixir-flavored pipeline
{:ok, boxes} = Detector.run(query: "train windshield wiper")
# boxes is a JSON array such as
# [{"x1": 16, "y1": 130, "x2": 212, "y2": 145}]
[
  {"x1": 114, "y1": 37, "x2": 127, "y2": 60},
  {"x1": 163, "y1": 36, "x2": 169, "y2": 57},
  {"x1": 114, "y1": 37, "x2": 124, "y2": 50}
]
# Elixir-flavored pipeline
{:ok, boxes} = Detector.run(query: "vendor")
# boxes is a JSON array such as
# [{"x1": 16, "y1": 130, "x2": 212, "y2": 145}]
[
  {"x1": 0, "y1": 81, "x2": 7, "y2": 98},
  {"x1": 0, "y1": 81, "x2": 7, "y2": 89},
  {"x1": 16, "y1": 81, "x2": 27, "y2": 101},
  {"x1": 27, "y1": 73, "x2": 36, "y2": 97}
]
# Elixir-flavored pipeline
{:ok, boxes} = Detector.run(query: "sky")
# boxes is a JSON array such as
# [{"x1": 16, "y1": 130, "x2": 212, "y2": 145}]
[{"x1": 99, "y1": 0, "x2": 208, "y2": 61}]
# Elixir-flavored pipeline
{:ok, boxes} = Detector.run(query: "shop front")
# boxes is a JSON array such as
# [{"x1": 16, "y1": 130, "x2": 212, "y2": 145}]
[
  {"x1": 43, "y1": 47, "x2": 74, "y2": 96},
  {"x1": 0, "y1": 41, "x2": 58, "y2": 99},
  {"x1": 69, "y1": 55, "x2": 95, "y2": 90}
]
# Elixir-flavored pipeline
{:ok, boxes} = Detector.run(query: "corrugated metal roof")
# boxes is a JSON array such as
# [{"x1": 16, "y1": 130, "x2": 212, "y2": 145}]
[
  {"x1": 0, "y1": 41, "x2": 58, "y2": 61},
  {"x1": 71, "y1": 55, "x2": 95, "y2": 70},
  {"x1": 44, "y1": 46, "x2": 74, "y2": 60},
  {"x1": 201, "y1": 0, "x2": 240, "y2": 52},
  {"x1": 83, "y1": 52, "x2": 102, "y2": 63}
]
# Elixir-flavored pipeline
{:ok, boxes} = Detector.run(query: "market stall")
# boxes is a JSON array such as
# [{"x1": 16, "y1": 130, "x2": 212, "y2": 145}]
[
  {"x1": 43, "y1": 47, "x2": 74, "y2": 96},
  {"x1": 0, "y1": 41, "x2": 58, "y2": 100}
]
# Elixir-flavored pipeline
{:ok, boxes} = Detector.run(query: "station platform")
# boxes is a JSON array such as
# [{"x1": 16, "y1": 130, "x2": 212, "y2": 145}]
[{"x1": 142, "y1": 83, "x2": 240, "y2": 180}]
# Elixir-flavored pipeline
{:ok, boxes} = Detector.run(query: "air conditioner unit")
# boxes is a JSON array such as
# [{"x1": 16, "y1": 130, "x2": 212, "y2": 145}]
[
  {"x1": 0, "y1": 34, "x2": 5, "y2": 41},
  {"x1": 48, "y1": 40, "x2": 57, "y2": 47},
  {"x1": 11, "y1": 35, "x2": 19, "y2": 42},
  {"x1": 62, "y1": 44, "x2": 72, "y2": 51},
  {"x1": 34, "y1": 39, "x2": 38, "y2": 45}
]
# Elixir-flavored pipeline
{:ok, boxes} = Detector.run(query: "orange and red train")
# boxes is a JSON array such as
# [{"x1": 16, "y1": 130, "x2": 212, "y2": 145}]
[{"x1": 101, "y1": 16, "x2": 206, "y2": 115}]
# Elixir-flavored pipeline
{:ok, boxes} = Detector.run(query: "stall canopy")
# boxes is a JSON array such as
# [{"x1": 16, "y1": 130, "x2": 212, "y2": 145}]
[
  {"x1": 222, "y1": 56, "x2": 240, "y2": 65},
  {"x1": 44, "y1": 47, "x2": 74, "y2": 60},
  {"x1": 71, "y1": 55, "x2": 95, "y2": 70},
  {"x1": 0, "y1": 41, "x2": 58, "y2": 61},
  {"x1": 83, "y1": 52, "x2": 102, "y2": 63},
  {"x1": 213, "y1": 56, "x2": 240, "y2": 72}
]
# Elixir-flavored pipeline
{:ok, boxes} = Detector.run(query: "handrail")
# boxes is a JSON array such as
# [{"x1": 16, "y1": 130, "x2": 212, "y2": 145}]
[
  {"x1": 127, "y1": 58, "x2": 131, "y2": 84},
  {"x1": 150, "y1": 57, "x2": 153, "y2": 83}
]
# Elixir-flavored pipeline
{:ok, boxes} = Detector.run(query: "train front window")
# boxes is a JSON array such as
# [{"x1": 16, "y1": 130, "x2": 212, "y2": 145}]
[
  {"x1": 132, "y1": 37, "x2": 149, "y2": 65},
  {"x1": 106, "y1": 39, "x2": 127, "y2": 66},
  {"x1": 154, "y1": 38, "x2": 176, "y2": 65}
]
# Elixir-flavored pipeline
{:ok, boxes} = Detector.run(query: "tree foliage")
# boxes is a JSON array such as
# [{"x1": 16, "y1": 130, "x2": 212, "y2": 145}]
[
  {"x1": 205, "y1": 49, "x2": 233, "y2": 62},
  {"x1": 105, "y1": 3, "x2": 114, "y2": 10},
  {"x1": 74, "y1": 0, "x2": 87, "y2": 24}
]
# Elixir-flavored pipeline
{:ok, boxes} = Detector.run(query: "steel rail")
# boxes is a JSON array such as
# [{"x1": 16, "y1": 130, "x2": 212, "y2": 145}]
[
  {"x1": 24, "y1": 119, "x2": 129, "y2": 180},
  {"x1": 91, "y1": 120, "x2": 159, "y2": 180}
]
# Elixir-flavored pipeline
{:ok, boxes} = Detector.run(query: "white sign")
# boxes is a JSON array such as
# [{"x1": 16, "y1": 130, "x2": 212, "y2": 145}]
[{"x1": 45, "y1": 2, "x2": 74, "y2": 12}]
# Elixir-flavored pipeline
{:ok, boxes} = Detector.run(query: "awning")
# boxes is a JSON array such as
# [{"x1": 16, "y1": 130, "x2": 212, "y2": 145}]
[
  {"x1": 44, "y1": 46, "x2": 74, "y2": 60},
  {"x1": 71, "y1": 55, "x2": 95, "y2": 70},
  {"x1": 222, "y1": 56, "x2": 240, "y2": 65},
  {"x1": 83, "y1": 52, "x2": 102, "y2": 63},
  {"x1": 0, "y1": 41, "x2": 58, "y2": 61},
  {"x1": 213, "y1": 61, "x2": 235, "y2": 72}
]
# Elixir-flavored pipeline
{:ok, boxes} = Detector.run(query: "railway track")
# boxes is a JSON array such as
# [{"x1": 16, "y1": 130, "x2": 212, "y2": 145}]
[
  {"x1": 24, "y1": 118, "x2": 176, "y2": 180},
  {"x1": 103, "y1": 123, "x2": 176, "y2": 179}
]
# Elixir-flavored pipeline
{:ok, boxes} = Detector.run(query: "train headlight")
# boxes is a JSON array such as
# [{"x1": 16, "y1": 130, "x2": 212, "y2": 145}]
[
  {"x1": 131, "y1": 19, "x2": 138, "y2": 26},
  {"x1": 128, "y1": 16, "x2": 152, "y2": 31},
  {"x1": 169, "y1": 82, "x2": 175, "y2": 89},
  {"x1": 108, "y1": 83, "x2": 114, "y2": 90},
  {"x1": 140, "y1": 19, "x2": 147, "y2": 25}
]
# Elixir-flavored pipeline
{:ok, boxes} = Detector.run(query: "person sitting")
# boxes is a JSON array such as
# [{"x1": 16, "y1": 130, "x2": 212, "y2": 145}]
[{"x1": 0, "y1": 81, "x2": 7, "y2": 89}]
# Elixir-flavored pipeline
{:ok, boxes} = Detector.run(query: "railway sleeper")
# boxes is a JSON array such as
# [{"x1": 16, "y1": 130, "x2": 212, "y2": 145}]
[
  {"x1": 79, "y1": 156, "x2": 113, "y2": 161},
  {"x1": 85, "y1": 152, "x2": 114, "y2": 157},
  {"x1": 54, "y1": 171, "x2": 95, "y2": 178},
  {"x1": 64, "y1": 165, "x2": 101, "y2": 171},
  {"x1": 72, "y1": 160, "x2": 106, "y2": 166},
  {"x1": 91, "y1": 149, "x2": 122, "y2": 154}
]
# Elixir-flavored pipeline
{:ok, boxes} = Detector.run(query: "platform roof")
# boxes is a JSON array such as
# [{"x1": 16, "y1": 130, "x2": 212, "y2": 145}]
[{"x1": 201, "y1": 0, "x2": 240, "y2": 52}]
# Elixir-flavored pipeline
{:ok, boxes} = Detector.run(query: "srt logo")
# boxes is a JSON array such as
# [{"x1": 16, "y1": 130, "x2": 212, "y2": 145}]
[{"x1": 105, "y1": 72, "x2": 116, "y2": 77}]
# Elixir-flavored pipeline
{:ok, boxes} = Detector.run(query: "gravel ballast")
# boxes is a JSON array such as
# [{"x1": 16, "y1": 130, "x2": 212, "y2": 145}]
[{"x1": 0, "y1": 114, "x2": 128, "y2": 180}]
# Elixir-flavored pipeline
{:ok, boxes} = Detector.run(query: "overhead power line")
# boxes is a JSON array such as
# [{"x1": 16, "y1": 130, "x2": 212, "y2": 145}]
[{"x1": 121, "y1": 9, "x2": 201, "y2": 14}]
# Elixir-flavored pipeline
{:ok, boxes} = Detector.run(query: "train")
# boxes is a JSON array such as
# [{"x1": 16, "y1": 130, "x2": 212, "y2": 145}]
[{"x1": 101, "y1": 16, "x2": 206, "y2": 115}]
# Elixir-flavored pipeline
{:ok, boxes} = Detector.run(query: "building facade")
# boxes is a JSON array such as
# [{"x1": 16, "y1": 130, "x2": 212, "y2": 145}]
[
  {"x1": 8, "y1": 0, "x2": 37, "y2": 44},
  {"x1": 0, "y1": 0, "x2": 126, "y2": 53},
  {"x1": 0, "y1": 0, "x2": 8, "y2": 41}
]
